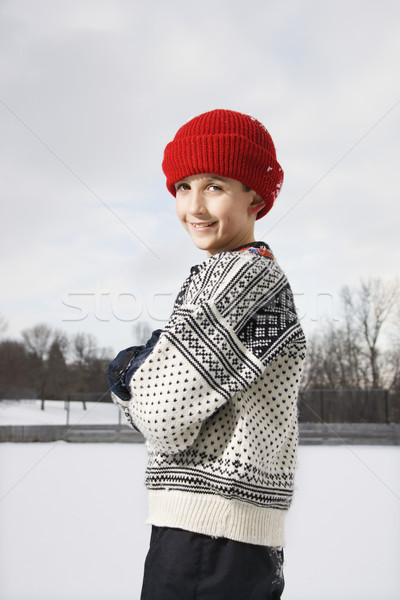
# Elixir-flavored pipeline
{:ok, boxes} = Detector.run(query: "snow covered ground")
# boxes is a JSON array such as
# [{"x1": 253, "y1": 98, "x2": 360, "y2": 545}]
[
  {"x1": 0, "y1": 399, "x2": 121, "y2": 426},
  {"x1": 1, "y1": 401, "x2": 400, "y2": 599}
]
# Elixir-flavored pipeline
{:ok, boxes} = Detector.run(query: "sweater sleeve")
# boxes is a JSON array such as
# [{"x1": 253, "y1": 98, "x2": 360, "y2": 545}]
[
  {"x1": 127, "y1": 251, "x2": 304, "y2": 454},
  {"x1": 107, "y1": 329, "x2": 163, "y2": 431},
  {"x1": 107, "y1": 330, "x2": 163, "y2": 403}
]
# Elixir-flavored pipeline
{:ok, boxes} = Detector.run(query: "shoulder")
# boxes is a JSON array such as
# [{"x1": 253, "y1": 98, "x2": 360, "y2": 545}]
[
  {"x1": 199, "y1": 243, "x2": 280, "y2": 280},
  {"x1": 209, "y1": 244, "x2": 287, "y2": 291},
  {"x1": 180, "y1": 245, "x2": 287, "y2": 308}
]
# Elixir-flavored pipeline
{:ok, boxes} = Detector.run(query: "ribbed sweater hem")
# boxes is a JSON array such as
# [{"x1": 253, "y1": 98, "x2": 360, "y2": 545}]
[{"x1": 147, "y1": 490, "x2": 286, "y2": 547}]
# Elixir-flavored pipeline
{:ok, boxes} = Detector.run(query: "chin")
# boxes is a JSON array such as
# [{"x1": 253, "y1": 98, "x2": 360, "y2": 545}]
[
  {"x1": 195, "y1": 243, "x2": 212, "y2": 252},
  {"x1": 188, "y1": 236, "x2": 211, "y2": 252}
]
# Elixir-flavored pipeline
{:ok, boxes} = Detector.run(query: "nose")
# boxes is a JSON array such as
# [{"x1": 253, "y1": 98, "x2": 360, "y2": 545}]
[{"x1": 188, "y1": 188, "x2": 206, "y2": 214}]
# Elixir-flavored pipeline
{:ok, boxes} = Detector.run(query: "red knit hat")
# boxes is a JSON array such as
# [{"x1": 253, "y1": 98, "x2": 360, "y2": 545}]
[{"x1": 162, "y1": 109, "x2": 283, "y2": 219}]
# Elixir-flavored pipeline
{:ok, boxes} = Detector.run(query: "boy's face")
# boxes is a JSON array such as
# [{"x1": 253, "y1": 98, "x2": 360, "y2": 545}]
[{"x1": 175, "y1": 174, "x2": 264, "y2": 256}]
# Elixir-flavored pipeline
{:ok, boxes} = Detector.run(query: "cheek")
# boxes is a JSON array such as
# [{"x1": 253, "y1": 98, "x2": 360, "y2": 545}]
[
  {"x1": 175, "y1": 199, "x2": 185, "y2": 222},
  {"x1": 221, "y1": 209, "x2": 241, "y2": 228}
]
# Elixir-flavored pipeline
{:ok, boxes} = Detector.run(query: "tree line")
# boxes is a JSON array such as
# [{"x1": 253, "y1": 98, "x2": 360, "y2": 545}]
[
  {"x1": 0, "y1": 278, "x2": 399, "y2": 405},
  {"x1": 0, "y1": 325, "x2": 110, "y2": 405},
  {"x1": 302, "y1": 278, "x2": 399, "y2": 392},
  {"x1": 0, "y1": 321, "x2": 153, "y2": 406}
]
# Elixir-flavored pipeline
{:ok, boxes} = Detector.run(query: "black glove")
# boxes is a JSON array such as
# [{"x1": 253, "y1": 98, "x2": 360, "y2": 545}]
[{"x1": 107, "y1": 329, "x2": 162, "y2": 401}]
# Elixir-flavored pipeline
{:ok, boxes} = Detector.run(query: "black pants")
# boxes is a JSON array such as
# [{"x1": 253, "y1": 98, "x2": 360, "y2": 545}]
[{"x1": 140, "y1": 526, "x2": 284, "y2": 600}]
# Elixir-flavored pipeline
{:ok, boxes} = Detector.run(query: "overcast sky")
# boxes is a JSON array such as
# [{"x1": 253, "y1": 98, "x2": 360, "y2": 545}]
[{"x1": 1, "y1": 0, "x2": 399, "y2": 356}]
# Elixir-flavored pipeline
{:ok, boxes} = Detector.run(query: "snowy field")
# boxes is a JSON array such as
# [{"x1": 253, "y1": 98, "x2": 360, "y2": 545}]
[
  {"x1": 1, "y1": 402, "x2": 400, "y2": 600},
  {"x1": 0, "y1": 399, "x2": 122, "y2": 426}
]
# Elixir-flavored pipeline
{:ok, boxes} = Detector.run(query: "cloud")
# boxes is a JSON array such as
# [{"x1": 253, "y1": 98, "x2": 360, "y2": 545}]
[{"x1": 0, "y1": 0, "x2": 399, "y2": 353}]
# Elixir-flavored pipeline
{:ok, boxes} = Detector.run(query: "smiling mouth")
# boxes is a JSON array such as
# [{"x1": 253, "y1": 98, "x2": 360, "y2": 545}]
[{"x1": 188, "y1": 222, "x2": 216, "y2": 229}]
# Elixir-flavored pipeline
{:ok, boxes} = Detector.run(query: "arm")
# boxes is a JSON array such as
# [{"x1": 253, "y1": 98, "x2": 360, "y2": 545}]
[
  {"x1": 107, "y1": 329, "x2": 162, "y2": 428},
  {"x1": 126, "y1": 252, "x2": 304, "y2": 454}
]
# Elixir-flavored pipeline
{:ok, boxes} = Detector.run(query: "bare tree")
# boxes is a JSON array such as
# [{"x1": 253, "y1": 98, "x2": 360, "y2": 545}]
[
  {"x1": 22, "y1": 324, "x2": 52, "y2": 360},
  {"x1": 385, "y1": 304, "x2": 400, "y2": 393},
  {"x1": 342, "y1": 279, "x2": 399, "y2": 388},
  {"x1": 304, "y1": 278, "x2": 399, "y2": 390},
  {"x1": 52, "y1": 330, "x2": 69, "y2": 358},
  {"x1": 132, "y1": 322, "x2": 152, "y2": 345},
  {"x1": 46, "y1": 339, "x2": 69, "y2": 400},
  {"x1": 0, "y1": 314, "x2": 8, "y2": 338},
  {"x1": 302, "y1": 322, "x2": 364, "y2": 389},
  {"x1": 21, "y1": 324, "x2": 54, "y2": 407},
  {"x1": 1, "y1": 324, "x2": 112, "y2": 401},
  {"x1": 69, "y1": 332, "x2": 112, "y2": 394},
  {"x1": 71, "y1": 332, "x2": 98, "y2": 367},
  {"x1": 0, "y1": 340, "x2": 32, "y2": 397}
]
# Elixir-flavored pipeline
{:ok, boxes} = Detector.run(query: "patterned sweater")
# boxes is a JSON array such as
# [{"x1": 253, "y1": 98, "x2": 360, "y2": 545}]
[{"x1": 109, "y1": 242, "x2": 306, "y2": 547}]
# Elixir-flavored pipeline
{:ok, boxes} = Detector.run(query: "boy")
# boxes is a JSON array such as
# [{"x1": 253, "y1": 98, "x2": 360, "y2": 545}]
[{"x1": 108, "y1": 109, "x2": 306, "y2": 599}]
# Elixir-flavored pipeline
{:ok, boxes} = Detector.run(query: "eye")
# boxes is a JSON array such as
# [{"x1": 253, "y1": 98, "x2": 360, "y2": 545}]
[
  {"x1": 175, "y1": 182, "x2": 190, "y2": 192},
  {"x1": 208, "y1": 184, "x2": 223, "y2": 192}
]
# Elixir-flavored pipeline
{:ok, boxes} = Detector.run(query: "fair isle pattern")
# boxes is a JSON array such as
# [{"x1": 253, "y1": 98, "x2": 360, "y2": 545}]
[
  {"x1": 166, "y1": 303, "x2": 264, "y2": 397},
  {"x1": 145, "y1": 466, "x2": 293, "y2": 509},
  {"x1": 143, "y1": 342, "x2": 302, "y2": 511},
  {"x1": 238, "y1": 283, "x2": 301, "y2": 361},
  {"x1": 125, "y1": 244, "x2": 306, "y2": 546},
  {"x1": 172, "y1": 250, "x2": 302, "y2": 365}
]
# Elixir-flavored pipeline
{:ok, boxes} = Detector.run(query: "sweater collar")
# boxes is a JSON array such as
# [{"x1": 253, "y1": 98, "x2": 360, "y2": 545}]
[
  {"x1": 190, "y1": 242, "x2": 274, "y2": 276},
  {"x1": 231, "y1": 241, "x2": 274, "y2": 259},
  {"x1": 231, "y1": 241, "x2": 271, "y2": 252}
]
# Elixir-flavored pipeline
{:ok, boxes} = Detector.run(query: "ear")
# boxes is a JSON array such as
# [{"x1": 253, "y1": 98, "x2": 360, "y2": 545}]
[{"x1": 248, "y1": 194, "x2": 266, "y2": 216}]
